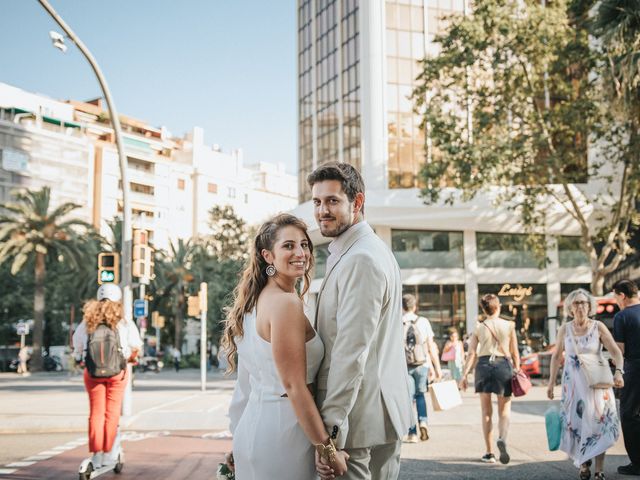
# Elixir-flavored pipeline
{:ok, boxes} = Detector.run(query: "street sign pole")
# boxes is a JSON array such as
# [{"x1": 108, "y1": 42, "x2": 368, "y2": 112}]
[{"x1": 199, "y1": 282, "x2": 208, "y2": 392}]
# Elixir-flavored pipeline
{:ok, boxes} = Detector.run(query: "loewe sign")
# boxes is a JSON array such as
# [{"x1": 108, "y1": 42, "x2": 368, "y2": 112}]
[{"x1": 498, "y1": 284, "x2": 533, "y2": 302}]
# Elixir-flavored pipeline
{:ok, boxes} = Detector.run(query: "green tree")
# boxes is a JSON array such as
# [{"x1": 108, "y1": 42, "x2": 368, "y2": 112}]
[
  {"x1": 152, "y1": 239, "x2": 196, "y2": 349},
  {"x1": 0, "y1": 187, "x2": 95, "y2": 369},
  {"x1": 207, "y1": 205, "x2": 249, "y2": 261},
  {"x1": 413, "y1": 0, "x2": 639, "y2": 294}
]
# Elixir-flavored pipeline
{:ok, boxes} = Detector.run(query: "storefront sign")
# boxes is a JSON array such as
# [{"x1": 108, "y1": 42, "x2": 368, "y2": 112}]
[{"x1": 498, "y1": 283, "x2": 533, "y2": 302}]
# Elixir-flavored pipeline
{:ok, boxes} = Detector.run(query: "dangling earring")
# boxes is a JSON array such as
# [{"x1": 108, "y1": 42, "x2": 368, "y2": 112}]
[{"x1": 265, "y1": 264, "x2": 276, "y2": 277}]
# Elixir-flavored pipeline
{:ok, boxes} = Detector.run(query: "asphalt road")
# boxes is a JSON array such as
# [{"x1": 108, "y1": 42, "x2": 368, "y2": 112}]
[{"x1": 0, "y1": 370, "x2": 632, "y2": 479}]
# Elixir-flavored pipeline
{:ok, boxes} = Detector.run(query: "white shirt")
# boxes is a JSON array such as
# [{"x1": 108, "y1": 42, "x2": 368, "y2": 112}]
[
  {"x1": 402, "y1": 311, "x2": 434, "y2": 367},
  {"x1": 72, "y1": 319, "x2": 143, "y2": 361}
]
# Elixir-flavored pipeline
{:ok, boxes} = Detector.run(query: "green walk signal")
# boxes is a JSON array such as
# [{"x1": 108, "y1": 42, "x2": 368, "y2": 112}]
[
  {"x1": 100, "y1": 270, "x2": 116, "y2": 283},
  {"x1": 98, "y1": 252, "x2": 120, "y2": 285}
]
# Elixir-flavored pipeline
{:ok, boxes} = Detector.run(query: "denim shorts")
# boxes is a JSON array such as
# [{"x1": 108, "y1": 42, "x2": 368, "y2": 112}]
[{"x1": 475, "y1": 356, "x2": 512, "y2": 397}]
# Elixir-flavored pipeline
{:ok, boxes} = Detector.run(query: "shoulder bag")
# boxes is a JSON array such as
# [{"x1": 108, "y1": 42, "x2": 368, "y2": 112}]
[
  {"x1": 567, "y1": 322, "x2": 614, "y2": 389},
  {"x1": 483, "y1": 322, "x2": 531, "y2": 397}
]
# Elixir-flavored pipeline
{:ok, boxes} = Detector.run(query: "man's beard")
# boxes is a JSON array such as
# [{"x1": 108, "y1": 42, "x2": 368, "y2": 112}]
[{"x1": 318, "y1": 217, "x2": 351, "y2": 237}]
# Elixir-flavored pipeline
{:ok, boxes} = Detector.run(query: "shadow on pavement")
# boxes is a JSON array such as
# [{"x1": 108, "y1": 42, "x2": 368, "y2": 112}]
[{"x1": 400, "y1": 454, "x2": 631, "y2": 479}]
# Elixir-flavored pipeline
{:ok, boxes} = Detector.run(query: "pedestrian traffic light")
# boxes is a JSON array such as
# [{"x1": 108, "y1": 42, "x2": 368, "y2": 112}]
[
  {"x1": 133, "y1": 229, "x2": 154, "y2": 279},
  {"x1": 98, "y1": 252, "x2": 120, "y2": 285},
  {"x1": 187, "y1": 295, "x2": 200, "y2": 317}
]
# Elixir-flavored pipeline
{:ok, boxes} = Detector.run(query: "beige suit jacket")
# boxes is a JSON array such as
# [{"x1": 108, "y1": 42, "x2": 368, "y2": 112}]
[{"x1": 315, "y1": 222, "x2": 412, "y2": 449}]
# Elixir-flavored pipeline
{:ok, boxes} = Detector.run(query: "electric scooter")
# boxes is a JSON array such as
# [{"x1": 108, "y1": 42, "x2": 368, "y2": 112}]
[{"x1": 78, "y1": 430, "x2": 124, "y2": 479}]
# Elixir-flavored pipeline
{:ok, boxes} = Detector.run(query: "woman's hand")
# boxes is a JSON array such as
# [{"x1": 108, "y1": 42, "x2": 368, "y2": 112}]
[
  {"x1": 224, "y1": 452, "x2": 235, "y2": 473},
  {"x1": 458, "y1": 377, "x2": 468, "y2": 391},
  {"x1": 614, "y1": 370, "x2": 624, "y2": 389},
  {"x1": 547, "y1": 383, "x2": 555, "y2": 400}
]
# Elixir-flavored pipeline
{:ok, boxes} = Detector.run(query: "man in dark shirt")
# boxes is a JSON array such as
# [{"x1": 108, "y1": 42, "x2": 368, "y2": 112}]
[{"x1": 613, "y1": 279, "x2": 640, "y2": 476}]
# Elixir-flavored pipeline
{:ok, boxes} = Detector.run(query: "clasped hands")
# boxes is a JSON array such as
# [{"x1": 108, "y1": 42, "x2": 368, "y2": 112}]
[{"x1": 315, "y1": 449, "x2": 349, "y2": 479}]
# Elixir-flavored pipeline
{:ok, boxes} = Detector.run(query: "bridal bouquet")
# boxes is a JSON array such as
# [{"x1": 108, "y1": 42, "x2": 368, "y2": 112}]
[{"x1": 216, "y1": 463, "x2": 235, "y2": 480}]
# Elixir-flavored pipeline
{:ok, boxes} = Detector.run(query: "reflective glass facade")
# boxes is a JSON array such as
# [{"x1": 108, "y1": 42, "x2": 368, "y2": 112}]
[
  {"x1": 297, "y1": 0, "x2": 361, "y2": 203},
  {"x1": 391, "y1": 229, "x2": 463, "y2": 268}
]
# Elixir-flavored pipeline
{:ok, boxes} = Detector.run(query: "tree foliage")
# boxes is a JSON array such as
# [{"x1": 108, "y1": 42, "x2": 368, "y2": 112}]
[{"x1": 413, "y1": 0, "x2": 639, "y2": 293}]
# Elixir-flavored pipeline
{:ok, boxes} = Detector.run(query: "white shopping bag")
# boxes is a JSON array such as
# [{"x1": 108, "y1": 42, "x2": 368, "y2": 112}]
[{"x1": 429, "y1": 380, "x2": 462, "y2": 411}]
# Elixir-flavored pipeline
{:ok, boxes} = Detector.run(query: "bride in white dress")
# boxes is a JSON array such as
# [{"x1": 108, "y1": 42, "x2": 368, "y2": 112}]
[{"x1": 222, "y1": 214, "x2": 349, "y2": 479}]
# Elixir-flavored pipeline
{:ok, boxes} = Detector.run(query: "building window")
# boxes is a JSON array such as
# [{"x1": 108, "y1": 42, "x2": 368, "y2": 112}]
[
  {"x1": 228, "y1": 187, "x2": 236, "y2": 198},
  {"x1": 208, "y1": 183, "x2": 218, "y2": 194},
  {"x1": 177, "y1": 179, "x2": 185, "y2": 190},
  {"x1": 476, "y1": 232, "x2": 541, "y2": 268},
  {"x1": 391, "y1": 230, "x2": 463, "y2": 268},
  {"x1": 403, "y1": 284, "x2": 466, "y2": 342},
  {"x1": 478, "y1": 283, "x2": 548, "y2": 349},
  {"x1": 557, "y1": 236, "x2": 589, "y2": 268}
]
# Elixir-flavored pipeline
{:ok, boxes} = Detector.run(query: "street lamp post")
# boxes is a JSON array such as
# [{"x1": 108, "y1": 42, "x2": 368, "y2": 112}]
[{"x1": 38, "y1": 0, "x2": 135, "y2": 414}]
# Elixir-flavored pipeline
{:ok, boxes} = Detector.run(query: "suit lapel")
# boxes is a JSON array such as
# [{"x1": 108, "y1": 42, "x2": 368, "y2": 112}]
[{"x1": 313, "y1": 223, "x2": 374, "y2": 328}]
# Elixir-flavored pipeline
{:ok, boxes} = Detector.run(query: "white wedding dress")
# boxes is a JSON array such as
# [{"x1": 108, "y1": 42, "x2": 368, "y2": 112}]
[{"x1": 229, "y1": 309, "x2": 324, "y2": 480}]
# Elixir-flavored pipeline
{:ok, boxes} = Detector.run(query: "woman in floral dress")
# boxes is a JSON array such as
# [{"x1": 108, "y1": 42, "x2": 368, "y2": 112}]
[{"x1": 547, "y1": 289, "x2": 625, "y2": 480}]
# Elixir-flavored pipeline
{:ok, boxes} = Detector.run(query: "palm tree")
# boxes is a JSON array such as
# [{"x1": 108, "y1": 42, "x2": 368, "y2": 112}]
[
  {"x1": 0, "y1": 187, "x2": 94, "y2": 370},
  {"x1": 153, "y1": 239, "x2": 196, "y2": 350}
]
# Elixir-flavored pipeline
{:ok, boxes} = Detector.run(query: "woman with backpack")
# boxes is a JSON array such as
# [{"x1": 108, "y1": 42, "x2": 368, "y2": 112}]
[{"x1": 72, "y1": 284, "x2": 142, "y2": 469}]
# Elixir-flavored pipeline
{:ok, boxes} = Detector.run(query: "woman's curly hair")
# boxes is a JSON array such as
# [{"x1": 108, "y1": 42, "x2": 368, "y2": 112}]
[{"x1": 83, "y1": 299, "x2": 122, "y2": 333}]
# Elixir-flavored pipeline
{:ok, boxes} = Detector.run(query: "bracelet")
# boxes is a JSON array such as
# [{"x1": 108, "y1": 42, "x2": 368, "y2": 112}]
[
  {"x1": 615, "y1": 368, "x2": 625, "y2": 375},
  {"x1": 314, "y1": 437, "x2": 337, "y2": 464}
]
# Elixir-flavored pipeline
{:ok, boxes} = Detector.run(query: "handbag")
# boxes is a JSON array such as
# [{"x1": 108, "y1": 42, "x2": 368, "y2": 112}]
[
  {"x1": 544, "y1": 405, "x2": 562, "y2": 451},
  {"x1": 483, "y1": 322, "x2": 531, "y2": 397},
  {"x1": 441, "y1": 344, "x2": 456, "y2": 362},
  {"x1": 567, "y1": 323, "x2": 614, "y2": 389}
]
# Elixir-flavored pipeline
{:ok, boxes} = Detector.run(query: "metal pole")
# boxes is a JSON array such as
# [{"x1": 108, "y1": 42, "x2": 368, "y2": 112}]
[
  {"x1": 37, "y1": 0, "x2": 134, "y2": 414},
  {"x1": 199, "y1": 282, "x2": 207, "y2": 392}
]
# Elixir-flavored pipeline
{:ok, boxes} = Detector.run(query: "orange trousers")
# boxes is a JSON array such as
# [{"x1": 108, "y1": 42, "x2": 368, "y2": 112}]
[{"x1": 83, "y1": 368, "x2": 127, "y2": 453}]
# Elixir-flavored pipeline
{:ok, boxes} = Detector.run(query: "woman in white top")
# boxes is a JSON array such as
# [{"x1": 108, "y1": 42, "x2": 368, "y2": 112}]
[
  {"x1": 460, "y1": 294, "x2": 520, "y2": 465},
  {"x1": 72, "y1": 284, "x2": 142, "y2": 468},
  {"x1": 222, "y1": 214, "x2": 348, "y2": 479}
]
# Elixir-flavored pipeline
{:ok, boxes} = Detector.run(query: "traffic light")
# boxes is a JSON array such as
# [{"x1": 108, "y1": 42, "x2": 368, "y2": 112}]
[
  {"x1": 133, "y1": 229, "x2": 154, "y2": 279},
  {"x1": 187, "y1": 295, "x2": 200, "y2": 317},
  {"x1": 98, "y1": 252, "x2": 120, "y2": 285}
]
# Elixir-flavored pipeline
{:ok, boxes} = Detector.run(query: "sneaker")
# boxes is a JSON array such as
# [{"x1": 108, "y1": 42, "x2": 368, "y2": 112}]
[
  {"x1": 618, "y1": 463, "x2": 640, "y2": 476},
  {"x1": 497, "y1": 438, "x2": 510, "y2": 464},
  {"x1": 419, "y1": 421, "x2": 429, "y2": 441},
  {"x1": 402, "y1": 434, "x2": 419, "y2": 443},
  {"x1": 481, "y1": 453, "x2": 496, "y2": 463},
  {"x1": 91, "y1": 452, "x2": 103, "y2": 469}
]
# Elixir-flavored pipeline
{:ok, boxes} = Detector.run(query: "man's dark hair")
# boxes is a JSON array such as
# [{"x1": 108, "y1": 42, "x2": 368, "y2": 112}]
[
  {"x1": 307, "y1": 162, "x2": 365, "y2": 207},
  {"x1": 612, "y1": 279, "x2": 639, "y2": 298},
  {"x1": 402, "y1": 294, "x2": 417, "y2": 311}
]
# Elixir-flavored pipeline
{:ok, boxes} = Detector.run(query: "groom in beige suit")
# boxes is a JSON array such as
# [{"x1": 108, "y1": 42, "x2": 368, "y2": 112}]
[{"x1": 309, "y1": 162, "x2": 412, "y2": 479}]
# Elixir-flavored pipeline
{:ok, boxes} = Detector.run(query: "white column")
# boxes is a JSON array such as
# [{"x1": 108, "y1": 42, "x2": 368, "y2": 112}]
[
  {"x1": 546, "y1": 235, "x2": 561, "y2": 343},
  {"x1": 464, "y1": 230, "x2": 479, "y2": 333},
  {"x1": 359, "y1": 0, "x2": 387, "y2": 190}
]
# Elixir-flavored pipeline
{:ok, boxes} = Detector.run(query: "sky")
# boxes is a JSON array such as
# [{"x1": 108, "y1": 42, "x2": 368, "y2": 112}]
[{"x1": 0, "y1": 0, "x2": 298, "y2": 173}]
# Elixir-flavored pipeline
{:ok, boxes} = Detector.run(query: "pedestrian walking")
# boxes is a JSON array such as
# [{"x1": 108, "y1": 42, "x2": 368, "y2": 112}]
[
  {"x1": 402, "y1": 293, "x2": 442, "y2": 443},
  {"x1": 547, "y1": 288, "x2": 624, "y2": 480},
  {"x1": 17, "y1": 346, "x2": 30, "y2": 376},
  {"x1": 173, "y1": 347, "x2": 181, "y2": 372},
  {"x1": 72, "y1": 284, "x2": 142, "y2": 469},
  {"x1": 459, "y1": 293, "x2": 520, "y2": 464},
  {"x1": 442, "y1": 327, "x2": 465, "y2": 383},
  {"x1": 612, "y1": 279, "x2": 640, "y2": 476}
]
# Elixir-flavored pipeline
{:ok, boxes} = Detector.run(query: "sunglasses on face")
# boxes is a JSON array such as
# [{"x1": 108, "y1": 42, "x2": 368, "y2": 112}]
[{"x1": 573, "y1": 301, "x2": 589, "y2": 307}]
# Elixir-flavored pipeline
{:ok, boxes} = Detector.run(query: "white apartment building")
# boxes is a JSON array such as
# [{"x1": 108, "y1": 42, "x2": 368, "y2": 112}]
[
  {"x1": 0, "y1": 83, "x2": 94, "y2": 221},
  {"x1": 0, "y1": 83, "x2": 298, "y2": 251},
  {"x1": 294, "y1": 1, "x2": 593, "y2": 346}
]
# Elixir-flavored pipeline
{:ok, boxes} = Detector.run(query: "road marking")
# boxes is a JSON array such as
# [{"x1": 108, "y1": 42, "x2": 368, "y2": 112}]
[
  {"x1": 122, "y1": 394, "x2": 200, "y2": 426},
  {"x1": 5, "y1": 461, "x2": 36, "y2": 467},
  {"x1": 0, "y1": 469, "x2": 17, "y2": 474}
]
